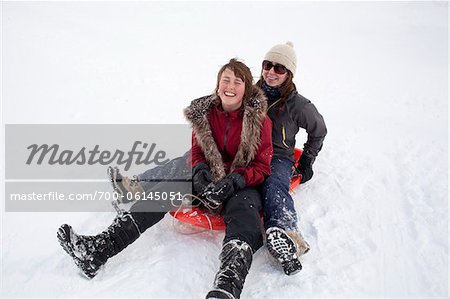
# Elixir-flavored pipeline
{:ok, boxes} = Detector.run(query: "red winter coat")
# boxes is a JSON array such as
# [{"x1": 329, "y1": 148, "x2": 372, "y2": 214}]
[{"x1": 185, "y1": 90, "x2": 273, "y2": 187}]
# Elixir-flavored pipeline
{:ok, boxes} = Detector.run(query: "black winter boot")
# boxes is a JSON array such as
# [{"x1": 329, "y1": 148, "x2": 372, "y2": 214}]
[
  {"x1": 206, "y1": 240, "x2": 253, "y2": 299},
  {"x1": 266, "y1": 227, "x2": 303, "y2": 275},
  {"x1": 57, "y1": 211, "x2": 141, "y2": 278}
]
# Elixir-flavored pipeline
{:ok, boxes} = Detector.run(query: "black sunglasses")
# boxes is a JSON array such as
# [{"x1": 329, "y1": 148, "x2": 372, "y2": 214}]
[{"x1": 262, "y1": 60, "x2": 288, "y2": 75}]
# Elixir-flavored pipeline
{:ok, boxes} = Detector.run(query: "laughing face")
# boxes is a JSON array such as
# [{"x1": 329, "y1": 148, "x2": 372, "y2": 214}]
[{"x1": 217, "y1": 68, "x2": 245, "y2": 112}]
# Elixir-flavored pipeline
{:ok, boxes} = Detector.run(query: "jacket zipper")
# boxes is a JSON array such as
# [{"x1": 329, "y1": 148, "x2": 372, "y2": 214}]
[
  {"x1": 223, "y1": 112, "x2": 230, "y2": 153},
  {"x1": 281, "y1": 125, "x2": 289, "y2": 148},
  {"x1": 269, "y1": 98, "x2": 289, "y2": 149},
  {"x1": 268, "y1": 98, "x2": 282, "y2": 111}
]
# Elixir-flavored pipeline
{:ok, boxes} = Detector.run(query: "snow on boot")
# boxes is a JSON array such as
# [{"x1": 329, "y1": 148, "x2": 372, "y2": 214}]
[
  {"x1": 107, "y1": 166, "x2": 144, "y2": 203},
  {"x1": 206, "y1": 239, "x2": 253, "y2": 299},
  {"x1": 57, "y1": 211, "x2": 141, "y2": 278},
  {"x1": 266, "y1": 227, "x2": 302, "y2": 275}
]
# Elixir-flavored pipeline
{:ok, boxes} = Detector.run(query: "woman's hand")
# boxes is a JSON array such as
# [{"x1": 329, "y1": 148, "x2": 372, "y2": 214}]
[
  {"x1": 192, "y1": 163, "x2": 213, "y2": 195},
  {"x1": 205, "y1": 173, "x2": 245, "y2": 204},
  {"x1": 296, "y1": 154, "x2": 314, "y2": 184}
]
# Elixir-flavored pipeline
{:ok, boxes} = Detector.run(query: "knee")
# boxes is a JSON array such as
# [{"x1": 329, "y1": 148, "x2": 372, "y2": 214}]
[
  {"x1": 264, "y1": 171, "x2": 291, "y2": 189},
  {"x1": 225, "y1": 188, "x2": 261, "y2": 214},
  {"x1": 262, "y1": 177, "x2": 290, "y2": 198},
  {"x1": 265, "y1": 172, "x2": 283, "y2": 184}
]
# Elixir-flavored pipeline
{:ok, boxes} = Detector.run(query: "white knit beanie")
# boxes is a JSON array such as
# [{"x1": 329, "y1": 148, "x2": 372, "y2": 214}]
[{"x1": 264, "y1": 41, "x2": 297, "y2": 75}]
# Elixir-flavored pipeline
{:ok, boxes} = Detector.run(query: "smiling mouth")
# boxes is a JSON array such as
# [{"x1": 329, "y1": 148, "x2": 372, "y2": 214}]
[
  {"x1": 267, "y1": 76, "x2": 278, "y2": 80},
  {"x1": 224, "y1": 91, "x2": 236, "y2": 97}
]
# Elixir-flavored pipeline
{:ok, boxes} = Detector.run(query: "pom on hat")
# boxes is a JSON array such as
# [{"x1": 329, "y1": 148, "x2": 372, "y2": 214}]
[{"x1": 264, "y1": 41, "x2": 297, "y2": 75}]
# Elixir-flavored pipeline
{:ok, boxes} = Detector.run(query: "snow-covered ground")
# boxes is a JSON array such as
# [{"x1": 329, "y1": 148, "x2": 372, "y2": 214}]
[{"x1": 1, "y1": 1, "x2": 448, "y2": 298}]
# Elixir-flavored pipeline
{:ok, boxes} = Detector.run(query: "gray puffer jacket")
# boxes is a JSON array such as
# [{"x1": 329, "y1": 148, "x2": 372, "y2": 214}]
[{"x1": 267, "y1": 90, "x2": 327, "y2": 163}]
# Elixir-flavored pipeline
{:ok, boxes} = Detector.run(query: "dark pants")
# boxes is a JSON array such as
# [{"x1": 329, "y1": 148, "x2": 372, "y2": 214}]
[
  {"x1": 129, "y1": 178, "x2": 190, "y2": 231},
  {"x1": 131, "y1": 152, "x2": 192, "y2": 231},
  {"x1": 130, "y1": 184, "x2": 263, "y2": 252},
  {"x1": 223, "y1": 187, "x2": 263, "y2": 252}
]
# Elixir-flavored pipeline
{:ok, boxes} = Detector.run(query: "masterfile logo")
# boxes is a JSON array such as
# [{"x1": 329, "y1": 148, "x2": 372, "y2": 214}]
[
  {"x1": 26, "y1": 141, "x2": 170, "y2": 171},
  {"x1": 4, "y1": 124, "x2": 192, "y2": 212}
]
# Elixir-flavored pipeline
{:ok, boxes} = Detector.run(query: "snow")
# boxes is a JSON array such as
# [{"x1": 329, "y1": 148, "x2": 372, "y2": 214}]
[{"x1": 1, "y1": 1, "x2": 448, "y2": 298}]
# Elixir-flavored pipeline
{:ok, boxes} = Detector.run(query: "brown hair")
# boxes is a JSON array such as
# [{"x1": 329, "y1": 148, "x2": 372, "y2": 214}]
[
  {"x1": 277, "y1": 71, "x2": 296, "y2": 101},
  {"x1": 216, "y1": 58, "x2": 254, "y2": 103}
]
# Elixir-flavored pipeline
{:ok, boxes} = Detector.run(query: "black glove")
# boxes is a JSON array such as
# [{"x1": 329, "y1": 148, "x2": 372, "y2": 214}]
[
  {"x1": 205, "y1": 173, "x2": 245, "y2": 207},
  {"x1": 296, "y1": 154, "x2": 314, "y2": 184},
  {"x1": 192, "y1": 163, "x2": 213, "y2": 195}
]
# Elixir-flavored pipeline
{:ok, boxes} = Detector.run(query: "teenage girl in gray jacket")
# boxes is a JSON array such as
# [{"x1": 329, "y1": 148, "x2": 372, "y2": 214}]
[{"x1": 257, "y1": 42, "x2": 327, "y2": 275}]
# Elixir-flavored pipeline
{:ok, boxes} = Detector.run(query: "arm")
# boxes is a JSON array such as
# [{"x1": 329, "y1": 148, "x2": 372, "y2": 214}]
[
  {"x1": 293, "y1": 98, "x2": 327, "y2": 183},
  {"x1": 190, "y1": 131, "x2": 214, "y2": 196},
  {"x1": 191, "y1": 131, "x2": 207, "y2": 167},
  {"x1": 295, "y1": 101, "x2": 327, "y2": 160}
]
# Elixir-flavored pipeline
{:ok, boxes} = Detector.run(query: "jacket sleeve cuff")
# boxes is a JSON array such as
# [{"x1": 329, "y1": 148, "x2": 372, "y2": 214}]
[{"x1": 192, "y1": 162, "x2": 210, "y2": 176}]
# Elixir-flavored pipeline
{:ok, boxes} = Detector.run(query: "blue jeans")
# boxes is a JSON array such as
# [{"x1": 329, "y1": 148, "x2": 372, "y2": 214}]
[{"x1": 260, "y1": 157, "x2": 298, "y2": 231}]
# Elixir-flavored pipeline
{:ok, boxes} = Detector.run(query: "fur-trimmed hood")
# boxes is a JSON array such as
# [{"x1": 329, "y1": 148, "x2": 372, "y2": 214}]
[{"x1": 184, "y1": 87, "x2": 268, "y2": 182}]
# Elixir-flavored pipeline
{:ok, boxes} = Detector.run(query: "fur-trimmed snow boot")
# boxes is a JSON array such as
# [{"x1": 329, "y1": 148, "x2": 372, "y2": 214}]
[
  {"x1": 57, "y1": 211, "x2": 141, "y2": 278},
  {"x1": 266, "y1": 227, "x2": 309, "y2": 275},
  {"x1": 286, "y1": 230, "x2": 310, "y2": 256},
  {"x1": 206, "y1": 239, "x2": 253, "y2": 299},
  {"x1": 107, "y1": 166, "x2": 144, "y2": 203}
]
